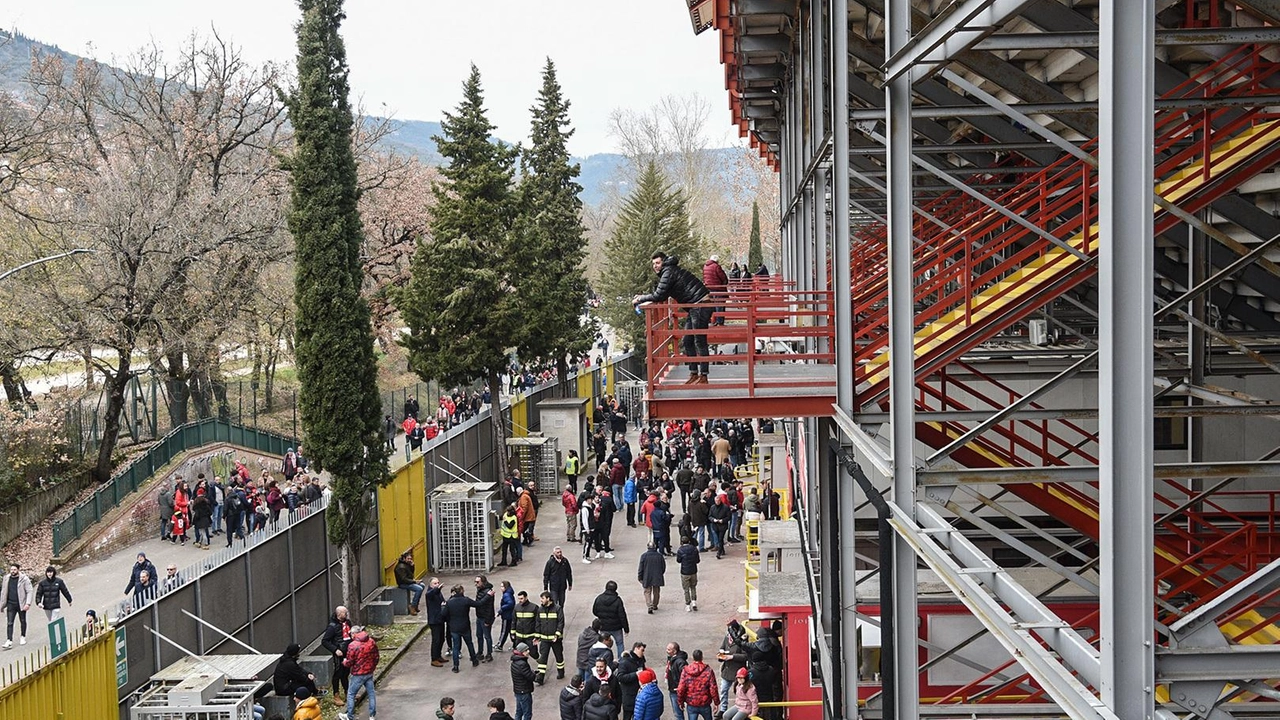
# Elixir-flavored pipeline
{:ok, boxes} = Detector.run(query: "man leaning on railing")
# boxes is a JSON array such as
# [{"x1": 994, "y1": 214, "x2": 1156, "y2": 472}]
[{"x1": 633, "y1": 252, "x2": 713, "y2": 385}]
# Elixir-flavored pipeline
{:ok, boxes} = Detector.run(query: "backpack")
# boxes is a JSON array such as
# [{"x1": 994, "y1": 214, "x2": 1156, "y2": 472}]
[{"x1": 227, "y1": 492, "x2": 245, "y2": 514}]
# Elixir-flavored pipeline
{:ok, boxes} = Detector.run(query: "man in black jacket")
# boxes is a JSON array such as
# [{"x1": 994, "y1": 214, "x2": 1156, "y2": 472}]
[
  {"x1": 615, "y1": 642, "x2": 647, "y2": 720},
  {"x1": 511, "y1": 643, "x2": 538, "y2": 720},
  {"x1": 512, "y1": 590, "x2": 540, "y2": 657},
  {"x1": 320, "y1": 605, "x2": 352, "y2": 702},
  {"x1": 445, "y1": 584, "x2": 480, "y2": 672},
  {"x1": 475, "y1": 575, "x2": 497, "y2": 662},
  {"x1": 534, "y1": 590, "x2": 567, "y2": 683},
  {"x1": 633, "y1": 252, "x2": 713, "y2": 384},
  {"x1": 665, "y1": 642, "x2": 689, "y2": 720},
  {"x1": 543, "y1": 546, "x2": 574, "y2": 609},
  {"x1": 591, "y1": 580, "x2": 629, "y2": 652},
  {"x1": 426, "y1": 577, "x2": 448, "y2": 667},
  {"x1": 272, "y1": 642, "x2": 318, "y2": 698}
]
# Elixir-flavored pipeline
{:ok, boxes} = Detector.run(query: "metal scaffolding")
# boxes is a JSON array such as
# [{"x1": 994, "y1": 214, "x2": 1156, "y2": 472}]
[{"x1": 682, "y1": 1, "x2": 1280, "y2": 719}]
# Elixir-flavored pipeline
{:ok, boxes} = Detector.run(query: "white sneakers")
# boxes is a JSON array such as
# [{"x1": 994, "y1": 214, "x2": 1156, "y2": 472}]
[
  {"x1": 604, "y1": 552, "x2": 615, "y2": 559},
  {"x1": 1, "y1": 640, "x2": 10, "y2": 649},
  {"x1": 685, "y1": 604, "x2": 691, "y2": 612},
  {"x1": 18, "y1": 636, "x2": 25, "y2": 645},
  {"x1": 691, "y1": 601, "x2": 698, "y2": 611},
  {"x1": 594, "y1": 552, "x2": 602, "y2": 559},
  {"x1": 338, "y1": 714, "x2": 350, "y2": 720},
  {"x1": 582, "y1": 558, "x2": 592, "y2": 564}
]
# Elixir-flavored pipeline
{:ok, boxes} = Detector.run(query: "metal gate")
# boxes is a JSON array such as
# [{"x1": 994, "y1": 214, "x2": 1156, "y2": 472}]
[{"x1": 429, "y1": 483, "x2": 499, "y2": 572}]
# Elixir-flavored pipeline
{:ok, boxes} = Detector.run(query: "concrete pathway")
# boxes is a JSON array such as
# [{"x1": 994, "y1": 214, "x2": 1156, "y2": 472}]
[{"x1": 371, "y1": 480, "x2": 751, "y2": 720}]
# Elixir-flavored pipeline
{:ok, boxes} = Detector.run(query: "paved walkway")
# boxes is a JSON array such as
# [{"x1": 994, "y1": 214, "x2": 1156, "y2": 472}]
[{"x1": 371, "y1": 480, "x2": 752, "y2": 720}]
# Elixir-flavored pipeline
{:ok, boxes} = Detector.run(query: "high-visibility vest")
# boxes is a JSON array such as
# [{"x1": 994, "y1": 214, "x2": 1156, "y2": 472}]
[
  {"x1": 500, "y1": 513, "x2": 519, "y2": 539},
  {"x1": 565, "y1": 456, "x2": 580, "y2": 476}
]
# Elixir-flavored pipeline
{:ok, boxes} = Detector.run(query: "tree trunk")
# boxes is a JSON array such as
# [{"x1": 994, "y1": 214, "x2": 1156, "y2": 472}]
[
  {"x1": 0, "y1": 361, "x2": 35, "y2": 410},
  {"x1": 82, "y1": 346, "x2": 95, "y2": 390},
  {"x1": 339, "y1": 539, "x2": 363, "y2": 625},
  {"x1": 164, "y1": 350, "x2": 190, "y2": 426},
  {"x1": 488, "y1": 368, "x2": 509, "y2": 482},
  {"x1": 263, "y1": 341, "x2": 278, "y2": 413},
  {"x1": 94, "y1": 353, "x2": 133, "y2": 483}
]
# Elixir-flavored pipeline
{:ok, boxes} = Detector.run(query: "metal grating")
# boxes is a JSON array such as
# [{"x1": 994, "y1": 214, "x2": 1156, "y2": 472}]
[
  {"x1": 130, "y1": 677, "x2": 262, "y2": 720},
  {"x1": 615, "y1": 381, "x2": 645, "y2": 426},
  {"x1": 429, "y1": 483, "x2": 500, "y2": 572},
  {"x1": 508, "y1": 436, "x2": 559, "y2": 498}
]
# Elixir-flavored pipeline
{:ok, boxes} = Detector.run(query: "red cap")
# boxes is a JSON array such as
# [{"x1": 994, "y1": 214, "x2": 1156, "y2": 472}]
[{"x1": 736, "y1": 668, "x2": 748, "y2": 679}]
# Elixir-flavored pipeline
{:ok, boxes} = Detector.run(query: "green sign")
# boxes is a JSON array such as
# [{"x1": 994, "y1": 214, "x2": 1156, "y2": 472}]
[
  {"x1": 47, "y1": 617, "x2": 67, "y2": 659},
  {"x1": 115, "y1": 627, "x2": 128, "y2": 688}
]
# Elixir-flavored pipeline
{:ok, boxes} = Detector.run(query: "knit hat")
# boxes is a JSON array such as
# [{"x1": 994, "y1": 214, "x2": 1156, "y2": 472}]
[
  {"x1": 638, "y1": 668, "x2": 657, "y2": 685},
  {"x1": 516, "y1": 642, "x2": 530, "y2": 654},
  {"x1": 294, "y1": 686, "x2": 312, "y2": 700},
  {"x1": 737, "y1": 668, "x2": 749, "y2": 679},
  {"x1": 286, "y1": 643, "x2": 302, "y2": 658}
]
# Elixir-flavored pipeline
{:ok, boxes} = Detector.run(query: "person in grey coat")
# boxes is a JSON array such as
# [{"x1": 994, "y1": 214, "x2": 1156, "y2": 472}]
[
  {"x1": 637, "y1": 545, "x2": 666, "y2": 613},
  {"x1": 158, "y1": 481, "x2": 175, "y2": 540}
]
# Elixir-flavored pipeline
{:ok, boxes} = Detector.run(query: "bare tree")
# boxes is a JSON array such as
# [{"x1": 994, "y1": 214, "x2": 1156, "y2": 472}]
[{"x1": 9, "y1": 36, "x2": 287, "y2": 481}]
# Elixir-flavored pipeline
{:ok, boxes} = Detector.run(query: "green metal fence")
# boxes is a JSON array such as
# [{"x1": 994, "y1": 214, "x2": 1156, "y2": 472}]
[{"x1": 52, "y1": 419, "x2": 298, "y2": 556}]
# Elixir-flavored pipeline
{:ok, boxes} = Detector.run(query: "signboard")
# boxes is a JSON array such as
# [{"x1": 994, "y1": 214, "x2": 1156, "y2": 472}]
[
  {"x1": 115, "y1": 627, "x2": 128, "y2": 688},
  {"x1": 47, "y1": 617, "x2": 67, "y2": 659}
]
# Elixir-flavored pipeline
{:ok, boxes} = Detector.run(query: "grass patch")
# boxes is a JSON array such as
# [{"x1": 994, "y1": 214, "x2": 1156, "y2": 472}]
[{"x1": 315, "y1": 622, "x2": 424, "y2": 720}]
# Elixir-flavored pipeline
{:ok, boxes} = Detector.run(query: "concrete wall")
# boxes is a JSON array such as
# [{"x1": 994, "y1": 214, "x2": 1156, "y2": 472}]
[{"x1": 0, "y1": 475, "x2": 95, "y2": 548}]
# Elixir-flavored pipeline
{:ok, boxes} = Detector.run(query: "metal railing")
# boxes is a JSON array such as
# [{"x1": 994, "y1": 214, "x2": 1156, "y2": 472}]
[
  {"x1": 114, "y1": 495, "x2": 329, "y2": 622},
  {"x1": 52, "y1": 419, "x2": 299, "y2": 555}
]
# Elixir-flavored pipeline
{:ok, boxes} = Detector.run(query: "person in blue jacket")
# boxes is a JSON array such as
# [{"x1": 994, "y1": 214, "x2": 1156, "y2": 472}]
[
  {"x1": 633, "y1": 668, "x2": 664, "y2": 720},
  {"x1": 497, "y1": 580, "x2": 517, "y2": 651},
  {"x1": 623, "y1": 477, "x2": 638, "y2": 527}
]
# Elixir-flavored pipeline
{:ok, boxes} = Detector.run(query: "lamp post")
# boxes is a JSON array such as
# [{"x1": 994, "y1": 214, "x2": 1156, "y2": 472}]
[{"x1": 0, "y1": 248, "x2": 95, "y2": 283}]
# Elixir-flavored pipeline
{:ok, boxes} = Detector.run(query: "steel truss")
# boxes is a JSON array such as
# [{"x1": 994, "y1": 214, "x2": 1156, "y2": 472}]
[{"x1": 698, "y1": 1, "x2": 1280, "y2": 720}]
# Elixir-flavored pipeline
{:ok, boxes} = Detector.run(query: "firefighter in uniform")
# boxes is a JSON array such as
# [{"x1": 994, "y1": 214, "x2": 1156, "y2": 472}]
[
  {"x1": 512, "y1": 590, "x2": 540, "y2": 656},
  {"x1": 534, "y1": 590, "x2": 567, "y2": 684}
]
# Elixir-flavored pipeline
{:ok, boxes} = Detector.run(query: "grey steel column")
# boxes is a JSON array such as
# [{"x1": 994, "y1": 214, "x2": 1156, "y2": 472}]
[
  {"x1": 832, "y1": 0, "x2": 859, "y2": 717},
  {"x1": 1098, "y1": 2, "x2": 1155, "y2": 719},
  {"x1": 816, "y1": 166, "x2": 830, "y2": 357},
  {"x1": 886, "y1": 1, "x2": 920, "y2": 719}
]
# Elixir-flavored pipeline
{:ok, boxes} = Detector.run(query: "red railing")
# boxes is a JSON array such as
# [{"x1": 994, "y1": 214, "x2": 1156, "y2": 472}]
[
  {"x1": 849, "y1": 44, "x2": 1280, "y2": 402},
  {"x1": 642, "y1": 285, "x2": 835, "y2": 401}
]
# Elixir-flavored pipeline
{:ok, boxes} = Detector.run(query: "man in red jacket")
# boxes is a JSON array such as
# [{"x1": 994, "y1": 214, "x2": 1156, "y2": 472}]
[
  {"x1": 341, "y1": 626, "x2": 380, "y2": 720},
  {"x1": 677, "y1": 648, "x2": 720, "y2": 720},
  {"x1": 702, "y1": 255, "x2": 728, "y2": 326}
]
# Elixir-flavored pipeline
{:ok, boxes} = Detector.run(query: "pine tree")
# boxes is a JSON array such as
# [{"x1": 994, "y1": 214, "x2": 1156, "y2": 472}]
[
  {"x1": 285, "y1": 0, "x2": 388, "y2": 620},
  {"x1": 748, "y1": 200, "x2": 764, "y2": 270},
  {"x1": 516, "y1": 58, "x2": 595, "y2": 396},
  {"x1": 598, "y1": 161, "x2": 701, "y2": 350},
  {"x1": 399, "y1": 65, "x2": 520, "y2": 479}
]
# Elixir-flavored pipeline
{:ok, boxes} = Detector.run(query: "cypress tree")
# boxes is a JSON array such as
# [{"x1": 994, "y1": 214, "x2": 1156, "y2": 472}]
[
  {"x1": 285, "y1": 0, "x2": 389, "y2": 619},
  {"x1": 597, "y1": 161, "x2": 701, "y2": 350},
  {"x1": 517, "y1": 58, "x2": 594, "y2": 396},
  {"x1": 399, "y1": 65, "x2": 519, "y2": 479},
  {"x1": 748, "y1": 200, "x2": 764, "y2": 270}
]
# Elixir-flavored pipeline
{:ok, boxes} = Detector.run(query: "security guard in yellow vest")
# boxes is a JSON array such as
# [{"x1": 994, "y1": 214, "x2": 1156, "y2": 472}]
[
  {"x1": 512, "y1": 589, "x2": 540, "y2": 655},
  {"x1": 564, "y1": 450, "x2": 581, "y2": 494},
  {"x1": 533, "y1": 590, "x2": 566, "y2": 684},
  {"x1": 498, "y1": 505, "x2": 520, "y2": 567}
]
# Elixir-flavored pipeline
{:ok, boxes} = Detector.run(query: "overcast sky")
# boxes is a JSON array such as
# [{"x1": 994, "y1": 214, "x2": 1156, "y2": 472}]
[{"x1": 4, "y1": 0, "x2": 738, "y2": 156}]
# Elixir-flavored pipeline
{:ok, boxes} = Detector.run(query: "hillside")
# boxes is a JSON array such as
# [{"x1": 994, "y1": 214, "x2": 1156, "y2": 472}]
[{"x1": 1, "y1": 29, "x2": 749, "y2": 208}]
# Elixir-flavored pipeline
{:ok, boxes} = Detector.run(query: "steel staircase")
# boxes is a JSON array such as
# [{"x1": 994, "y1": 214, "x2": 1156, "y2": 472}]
[{"x1": 852, "y1": 45, "x2": 1280, "y2": 404}]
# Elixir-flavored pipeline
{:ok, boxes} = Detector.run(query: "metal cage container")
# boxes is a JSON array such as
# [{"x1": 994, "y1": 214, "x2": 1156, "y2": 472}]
[
  {"x1": 130, "y1": 674, "x2": 263, "y2": 720},
  {"x1": 429, "y1": 481, "x2": 502, "y2": 572},
  {"x1": 507, "y1": 435, "x2": 560, "y2": 498}
]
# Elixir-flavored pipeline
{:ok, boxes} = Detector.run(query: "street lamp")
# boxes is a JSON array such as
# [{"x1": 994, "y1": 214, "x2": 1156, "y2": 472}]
[{"x1": 0, "y1": 248, "x2": 95, "y2": 283}]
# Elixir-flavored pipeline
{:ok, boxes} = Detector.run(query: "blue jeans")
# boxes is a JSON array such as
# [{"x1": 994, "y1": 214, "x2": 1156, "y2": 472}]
[
  {"x1": 696, "y1": 525, "x2": 707, "y2": 551},
  {"x1": 670, "y1": 691, "x2": 686, "y2": 720},
  {"x1": 346, "y1": 673, "x2": 376, "y2": 716},
  {"x1": 451, "y1": 631, "x2": 477, "y2": 667},
  {"x1": 399, "y1": 582, "x2": 425, "y2": 609},
  {"x1": 515, "y1": 692, "x2": 533, "y2": 720},
  {"x1": 612, "y1": 485, "x2": 624, "y2": 510},
  {"x1": 687, "y1": 704, "x2": 713, "y2": 720},
  {"x1": 729, "y1": 510, "x2": 740, "y2": 540},
  {"x1": 719, "y1": 677, "x2": 733, "y2": 713},
  {"x1": 709, "y1": 524, "x2": 723, "y2": 551},
  {"x1": 608, "y1": 629, "x2": 625, "y2": 655},
  {"x1": 211, "y1": 502, "x2": 222, "y2": 531},
  {"x1": 476, "y1": 620, "x2": 493, "y2": 657}
]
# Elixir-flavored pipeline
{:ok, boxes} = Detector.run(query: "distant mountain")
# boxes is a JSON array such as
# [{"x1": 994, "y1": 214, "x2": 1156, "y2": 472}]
[{"x1": 2, "y1": 30, "x2": 747, "y2": 209}]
